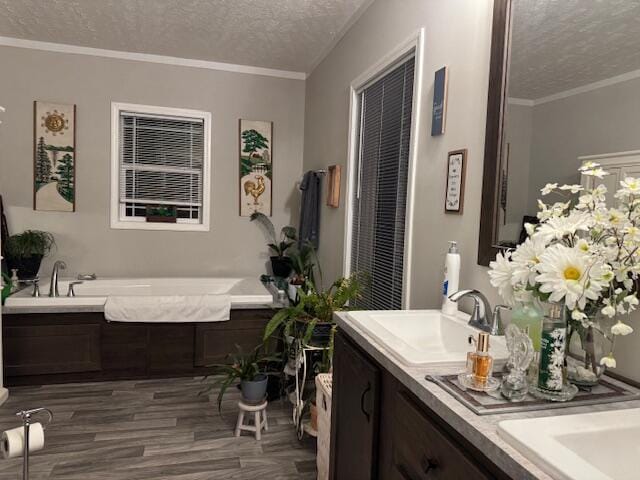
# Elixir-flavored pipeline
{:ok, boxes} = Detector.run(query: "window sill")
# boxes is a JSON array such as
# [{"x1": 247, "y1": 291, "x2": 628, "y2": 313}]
[{"x1": 110, "y1": 220, "x2": 210, "y2": 232}]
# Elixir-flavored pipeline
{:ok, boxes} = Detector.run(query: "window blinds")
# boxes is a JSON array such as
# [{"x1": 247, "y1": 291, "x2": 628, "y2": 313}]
[
  {"x1": 351, "y1": 55, "x2": 415, "y2": 310},
  {"x1": 119, "y1": 112, "x2": 205, "y2": 219}
]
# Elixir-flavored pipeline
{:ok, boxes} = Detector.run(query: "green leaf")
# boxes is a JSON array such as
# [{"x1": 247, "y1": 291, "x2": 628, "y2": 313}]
[{"x1": 263, "y1": 308, "x2": 290, "y2": 340}]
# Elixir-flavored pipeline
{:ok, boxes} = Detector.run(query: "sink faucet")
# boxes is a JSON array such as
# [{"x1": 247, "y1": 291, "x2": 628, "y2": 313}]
[
  {"x1": 48, "y1": 260, "x2": 67, "y2": 297},
  {"x1": 448, "y1": 289, "x2": 509, "y2": 335}
]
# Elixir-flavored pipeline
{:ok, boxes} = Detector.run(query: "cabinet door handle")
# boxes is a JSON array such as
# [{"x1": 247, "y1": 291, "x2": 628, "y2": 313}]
[
  {"x1": 421, "y1": 457, "x2": 438, "y2": 475},
  {"x1": 360, "y1": 381, "x2": 372, "y2": 422}
]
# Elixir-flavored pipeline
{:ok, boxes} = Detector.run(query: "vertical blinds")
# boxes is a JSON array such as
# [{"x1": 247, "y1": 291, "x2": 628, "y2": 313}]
[
  {"x1": 119, "y1": 112, "x2": 205, "y2": 216},
  {"x1": 351, "y1": 55, "x2": 415, "y2": 310}
]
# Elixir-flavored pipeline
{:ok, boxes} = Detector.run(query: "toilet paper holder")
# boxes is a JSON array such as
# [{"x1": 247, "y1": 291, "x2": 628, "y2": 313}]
[{"x1": 15, "y1": 408, "x2": 53, "y2": 480}]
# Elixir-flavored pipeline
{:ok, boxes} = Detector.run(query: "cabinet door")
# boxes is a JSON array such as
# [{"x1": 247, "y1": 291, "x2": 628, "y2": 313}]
[
  {"x1": 330, "y1": 330, "x2": 380, "y2": 480},
  {"x1": 388, "y1": 389, "x2": 495, "y2": 480},
  {"x1": 4, "y1": 323, "x2": 101, "y2": 376},
  {"x1": 194, "y1": 309, "x2": 272, "y2": 366}
]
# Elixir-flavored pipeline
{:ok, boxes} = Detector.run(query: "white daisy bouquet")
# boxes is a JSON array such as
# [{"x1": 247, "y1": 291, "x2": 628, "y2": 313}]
[{"x1": 489, "y1": 162, "x2": 639, "y2": 369}]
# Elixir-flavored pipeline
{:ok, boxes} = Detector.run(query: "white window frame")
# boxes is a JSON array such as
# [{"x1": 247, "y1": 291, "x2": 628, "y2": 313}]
[
  {"x1": 343, "y1": 29, "x2": 425, "y2": 309},
  {"x1": 110, "y1": 102, "x2": 212, "y2": 231}
]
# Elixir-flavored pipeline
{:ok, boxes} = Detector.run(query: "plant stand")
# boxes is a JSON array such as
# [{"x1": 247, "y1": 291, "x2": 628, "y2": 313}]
[
  {"x1": 234, "y1": 400, "x2": 268, "y2": 440},
  {"x1": 289, "y1": 339, "x2": 330, "y2": 440}
]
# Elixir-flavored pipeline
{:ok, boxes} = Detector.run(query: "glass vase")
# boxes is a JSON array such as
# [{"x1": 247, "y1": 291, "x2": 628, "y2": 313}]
[{"x1": 566, "y1": 319, "x2": 610, "y2": 387}]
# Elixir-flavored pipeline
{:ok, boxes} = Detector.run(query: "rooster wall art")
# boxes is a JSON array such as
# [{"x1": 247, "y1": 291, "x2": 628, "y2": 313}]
[
  {"x1": 239, "y1": 120, "x2": 273, "y2": 216},
  {"x1": 244, "y1": 175, "x2": 265, "y2": 205}
]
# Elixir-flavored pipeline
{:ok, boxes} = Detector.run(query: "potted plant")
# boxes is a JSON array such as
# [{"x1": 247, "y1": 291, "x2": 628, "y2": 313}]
[
  {"x1": 145, "y1": 205, "x2": 177, "y2": 223},
  {"x1": 250, "y1": 212, "x2": 297, "y2": 278},
  {"x1": 263, "y1": 273, "x2": 362, "y2": 349},
  {"x1": 287, "y1": 242, "x2": 315, "y2": 300},
  {"x1": 201, "y1": 345, "x2": 281, "y2": 412},
  {"x1": 5, "y1": 230, "x2": 55, "y2": 279}
]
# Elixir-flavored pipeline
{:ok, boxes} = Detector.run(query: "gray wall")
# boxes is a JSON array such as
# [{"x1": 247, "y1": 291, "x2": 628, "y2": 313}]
[
  {"x1": 500, "y1": 102, "x2": 533, "y2": 242},
  {"x1": 0, "y1": 46, "x2": 305, "y2": 278},
  {"x1": 304, "y1": 0, "x2": 496, "y2": 308},
  {"x1": 527, "y1": 76, "x2": 640, "y2": 213}
]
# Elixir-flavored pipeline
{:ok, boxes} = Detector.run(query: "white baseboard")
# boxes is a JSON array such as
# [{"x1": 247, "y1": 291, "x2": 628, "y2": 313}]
[{"x1": 0, "y1": 387, "x2": 8, "y2": 406}]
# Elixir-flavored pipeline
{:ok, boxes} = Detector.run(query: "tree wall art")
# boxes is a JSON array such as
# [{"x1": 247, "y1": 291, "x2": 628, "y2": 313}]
[
  {"x1": 239, "y1": 119, "x2": 272, "y2": 216},
  {"x1": 33, "y1": 101, "x2": 76, "y2": 212}
]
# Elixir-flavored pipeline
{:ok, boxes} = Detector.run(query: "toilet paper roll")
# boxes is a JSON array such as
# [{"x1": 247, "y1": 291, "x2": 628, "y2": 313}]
[{"x1": 1, "y1": 423, "x2": 45, "y2": 459}]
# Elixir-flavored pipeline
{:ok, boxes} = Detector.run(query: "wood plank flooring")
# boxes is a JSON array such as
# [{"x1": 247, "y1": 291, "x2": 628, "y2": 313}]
[{"x1": 0, "y1": 377, "x2": 317, "y2": 479}]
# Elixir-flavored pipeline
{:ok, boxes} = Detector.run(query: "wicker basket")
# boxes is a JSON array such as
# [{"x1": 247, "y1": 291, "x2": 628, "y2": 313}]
[{"x1": 315, "y1": 373, "x2": 333, "y2": 480}]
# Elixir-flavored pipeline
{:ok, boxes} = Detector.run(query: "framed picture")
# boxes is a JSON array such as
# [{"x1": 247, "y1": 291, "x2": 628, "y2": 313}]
[
  {"x1": 239, "y1": 119, "x2": 273, "y2": 216},
  {"x1": 326, "y1": 165, "x2": 341, "y2": 208},
  {"x1": 445, "y1": 149, "x2": 467, "y2": 214},
  {"x1": 33, "y1": 101, "x2": 76, "y2": 212},
  {"x1": 431, "y1": 66, "x2": 448, "y2": 136}
]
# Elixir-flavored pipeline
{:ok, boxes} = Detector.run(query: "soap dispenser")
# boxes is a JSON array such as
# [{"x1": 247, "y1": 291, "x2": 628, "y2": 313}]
[{"x1": 442, "y1": 241, "x2": 460, "y2": 316}]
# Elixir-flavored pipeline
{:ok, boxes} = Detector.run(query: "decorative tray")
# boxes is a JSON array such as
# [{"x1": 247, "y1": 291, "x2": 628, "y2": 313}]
[{"x1": 426, "y1": 373, "x2": 640, "y2": 415}]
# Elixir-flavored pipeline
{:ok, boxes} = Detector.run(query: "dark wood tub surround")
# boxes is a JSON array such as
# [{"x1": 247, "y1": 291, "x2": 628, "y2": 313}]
[{"x1": 3, "y1": 309, "x2": 274, "y2": 386}]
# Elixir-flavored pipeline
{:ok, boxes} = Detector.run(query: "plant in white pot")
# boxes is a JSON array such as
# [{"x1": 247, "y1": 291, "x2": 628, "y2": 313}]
[{"x1": 488, "y1": 163, "x2": 640, "y2": 386}]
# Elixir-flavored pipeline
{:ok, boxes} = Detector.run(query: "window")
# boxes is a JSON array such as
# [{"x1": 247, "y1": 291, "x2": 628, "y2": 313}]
[
  {"x1": 349, "y1": 55, "x2": 415, "y2": 310},
  {"x1": 110, "y1": 103, "x2": 211, "y2": 231}
]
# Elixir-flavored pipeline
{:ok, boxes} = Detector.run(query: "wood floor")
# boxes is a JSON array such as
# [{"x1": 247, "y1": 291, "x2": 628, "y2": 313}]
[{"x1": 0, "y1": 377, "x2": 317, "y2": 479}]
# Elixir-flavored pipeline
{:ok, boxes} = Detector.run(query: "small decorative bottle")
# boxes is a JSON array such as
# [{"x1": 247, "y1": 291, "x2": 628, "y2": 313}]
[
  {"x1": 537, "y1": 303, "x2": 567, "y2": 393},
  {"x1": 459, "y1": 332, "x2": 499, "y2": 391}
]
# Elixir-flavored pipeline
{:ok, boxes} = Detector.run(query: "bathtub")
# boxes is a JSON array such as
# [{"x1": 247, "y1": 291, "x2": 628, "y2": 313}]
[{"x1": 3, "y1": 277, "x2": 275, "y2": 314}]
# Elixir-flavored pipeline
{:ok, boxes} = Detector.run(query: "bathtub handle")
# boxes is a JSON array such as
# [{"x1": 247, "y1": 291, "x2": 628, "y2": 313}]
[{"x1": 67, "y1": 281, "x2": 83, "y2": 297}]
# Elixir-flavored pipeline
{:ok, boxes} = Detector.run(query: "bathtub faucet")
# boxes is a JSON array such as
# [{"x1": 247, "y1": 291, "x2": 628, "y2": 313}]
[{"x1": 48, "y1": 260, "x2": 67, "y2": 297}]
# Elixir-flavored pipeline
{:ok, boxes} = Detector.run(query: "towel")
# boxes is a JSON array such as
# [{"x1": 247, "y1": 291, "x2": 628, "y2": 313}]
[
  {"x1": 298, "y1": 170, "x2": 321, "y2": 249},
  {"x1": 104, "y1": 294, "x2": 231, "y2": 323}
]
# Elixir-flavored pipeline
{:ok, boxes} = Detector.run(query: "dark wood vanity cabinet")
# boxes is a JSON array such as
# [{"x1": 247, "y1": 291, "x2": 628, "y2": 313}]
[
  {"x1": 330, "y1": 329, "x2": 509, "y2": 480},
  {"x1": 330, "y1": 331, "x2": 381, "y2": 479}
]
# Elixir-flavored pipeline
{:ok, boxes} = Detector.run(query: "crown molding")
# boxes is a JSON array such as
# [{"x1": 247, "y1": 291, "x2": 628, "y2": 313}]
[
  {"x1": 0, "y1": 36, "x2": 307, "y2": 80},
  {"x1": 507, "y1": 97, "x2": 535, "y2": 106},
  {"x1": 510, "y1": 67, "x2": 640, "y2": 107}
]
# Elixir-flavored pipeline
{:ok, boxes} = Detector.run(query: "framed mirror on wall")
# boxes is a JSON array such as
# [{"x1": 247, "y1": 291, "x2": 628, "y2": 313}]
[{"x1": 478, "y1": 0, "x2": 640, "y2": 266}]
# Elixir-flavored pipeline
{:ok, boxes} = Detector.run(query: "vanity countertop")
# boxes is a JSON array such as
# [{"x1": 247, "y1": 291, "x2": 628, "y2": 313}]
[{"x1": 335, "y1": 311, "x2": 640, "y2": 480}]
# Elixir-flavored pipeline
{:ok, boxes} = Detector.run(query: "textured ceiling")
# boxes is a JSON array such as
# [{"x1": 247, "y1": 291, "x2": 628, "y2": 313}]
[
  {"x1": 509, "y1": 0, "x2": 640, "y2": 99},
  {"x1": 0, "y1": 0, "x2": 371, "y2": 73}
]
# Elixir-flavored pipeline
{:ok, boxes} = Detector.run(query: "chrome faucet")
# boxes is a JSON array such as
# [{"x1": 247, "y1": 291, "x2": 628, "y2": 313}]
[
  {"x1": 448, "y1": 289, "x2": 509, "y2": 335},
  {"x1": 48, "y1": 260, "x2": 67, "y2": 297}
]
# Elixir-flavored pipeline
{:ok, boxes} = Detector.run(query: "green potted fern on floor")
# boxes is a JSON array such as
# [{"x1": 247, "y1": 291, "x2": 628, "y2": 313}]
[{"x1": 201, "y1": 345, "x2": 282, "y2": 412}]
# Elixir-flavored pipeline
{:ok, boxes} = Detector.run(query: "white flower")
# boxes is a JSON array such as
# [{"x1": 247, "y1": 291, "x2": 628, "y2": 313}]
[
  {"x1": 624, "y1": 295, "x2": 639, "y2": 307},
  {"x1": 524, "y1": 222, "x2": 536, "y2": 236},
  {"x1": 541, "y1": 183, "x2": 558, "y2": 195},
  {"x1": 600, "y1": 355, "x2": 616, "y2": 368},
  {"x1": 571, "y1": 310, "x2": 587, "y2": 321},
  {"x1": 488, "y1": 251, "x2": 515, "y2": 305},
  {"x1": 511, "y1": 237, "x2": 546, "y2": 286},
  {"x1": 611, "y1": 322, "x2": 633, "y2": 336},
  {"x1": 602, "y1": 304, "x2": 616, "y2": 318},
  {"x1": 576, "y1": 238, "x2": 590, "y2": 253},
  {"x1": 579, "y1": 161, "x2": 600, "y2": 171},
  {"x1": 559, "y1": 184, "x2": 584, "y2": 194},
  {"x1": 534, "y1": 212, "x2": 590, "y2": 243},
  {"x1": 535, "y1": 244, "x2": 606, "y2": 310},
  {"x1": 620, "y1": 177, "x2": 640, "y2": 195},
  {"x1": 582, "y1": 167, "x2": 608, "y2": 179}
]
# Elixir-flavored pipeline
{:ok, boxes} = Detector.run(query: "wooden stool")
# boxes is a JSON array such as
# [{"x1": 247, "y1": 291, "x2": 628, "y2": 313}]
[{"x1": 234, "y1": 400, "x2": 268, "y2": 440}]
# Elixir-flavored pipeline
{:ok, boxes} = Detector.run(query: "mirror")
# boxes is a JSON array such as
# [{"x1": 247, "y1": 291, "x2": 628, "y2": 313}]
[{"x1": 478, "y1": 0, "x2": 640, "y2": 264}]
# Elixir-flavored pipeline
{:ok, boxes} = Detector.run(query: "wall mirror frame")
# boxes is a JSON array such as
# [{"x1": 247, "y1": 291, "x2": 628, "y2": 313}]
[{"x1": 478, "y1": 0, "x2": 512, "y2": 266}]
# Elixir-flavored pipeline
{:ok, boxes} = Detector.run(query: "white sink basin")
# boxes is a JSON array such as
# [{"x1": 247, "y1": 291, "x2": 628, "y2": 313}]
[
  {"x1": 345, "y1": 310, "x2": 508, "y2": 367},
  {"x1": 498, "y1": 408, "x2": 640, "y2": 480}
]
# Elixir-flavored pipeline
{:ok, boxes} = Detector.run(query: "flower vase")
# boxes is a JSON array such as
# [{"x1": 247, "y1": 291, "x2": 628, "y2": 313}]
[{"x1": 566, "y1": 320, "x2": 609, "y2": 387}]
